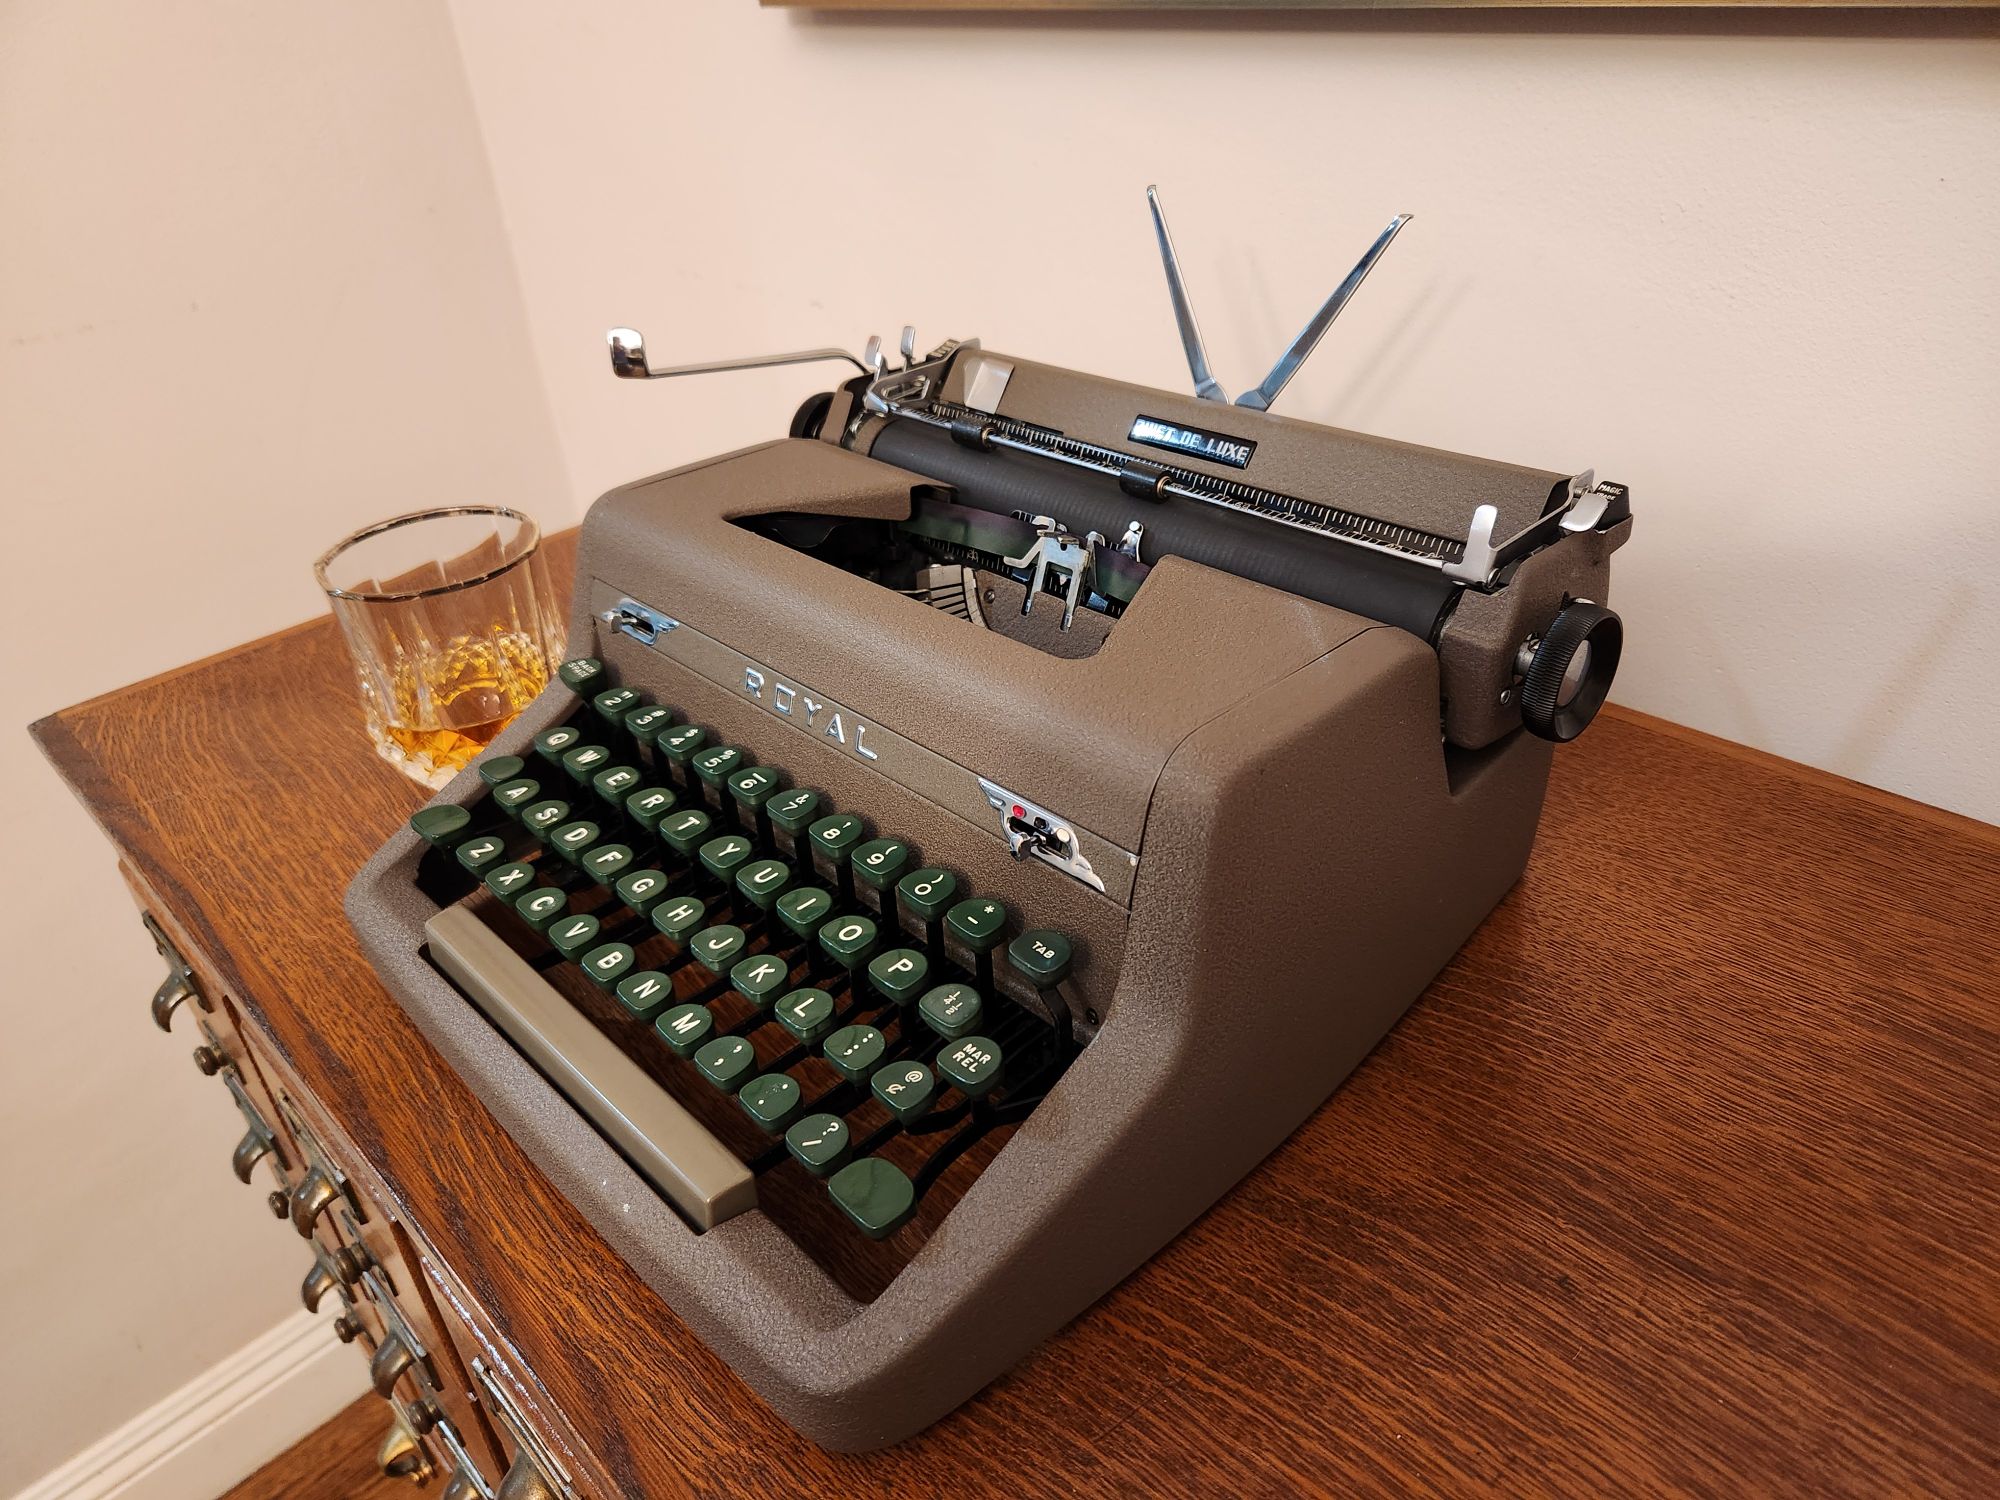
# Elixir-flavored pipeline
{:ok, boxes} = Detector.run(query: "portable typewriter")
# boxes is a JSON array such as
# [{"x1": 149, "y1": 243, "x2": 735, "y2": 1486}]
[{"x1": 350, "y1": 190, "x2": 1631, "y2": 1450}]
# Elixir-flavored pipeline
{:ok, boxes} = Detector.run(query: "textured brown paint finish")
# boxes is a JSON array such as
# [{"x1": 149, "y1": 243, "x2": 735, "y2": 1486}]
[{"x1": 29, "y1": 525, "x2": 2000, "y2": 1495}]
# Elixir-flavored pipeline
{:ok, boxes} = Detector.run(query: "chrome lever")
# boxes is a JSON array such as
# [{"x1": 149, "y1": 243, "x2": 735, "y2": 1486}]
[
  {"x1": 606, "y1": 327, "x2": 869, "y2": 381},
  {"x1": 1146, "y1": 185, "x2": 1228, "y2": 404},
  {"x1": 1234, "y1": 212, "x2": 1412, "y2": 413}
]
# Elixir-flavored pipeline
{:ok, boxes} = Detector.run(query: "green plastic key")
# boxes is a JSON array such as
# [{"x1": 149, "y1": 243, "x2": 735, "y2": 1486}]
[
  {"x1": 658, "y1": 808, "x2": 713, "y2": 858},
  {"x1": 851, "y1": 838, "x2": 912, "y2": 893},
  {"x1": 532, "y1": 725, "x2": 582, "y2": 764},
  {"x1": 454, "y1": 833, "x2": 507, "y2": 874},
  {"x1": 1008, "y1": 929, "x2": 1074, "y2": 987},
  {"x1": 946, "y1": 897, "x2": 1009, "y2": 952},
  {"x1": 652, "y1": 896, "x2": 707, "y2": 944},
  {"x1": 694, "y1": 1034, "x2": 756, "y2": 1093},
  {"x1": 653, "y1": 1002, "x2": 714, "y2": 1056},
  {"x1": 896, "y1": 867, "x2": 959, "y2": 933},
  {"x1": 624, "y1": 785, "x2": 676, "y2": 831},
  {"x1": 492, "y1": 778, "x2": 542, "y2": 817},
  {"x1": 937, "y1": 1034, "x2": 1004, "y2": 1098},
  {"x1": 591, "y1": 686, "x2": 639, "y2": 727},
  {"x1": 580, "y1": 941, "x2": 636, "y2": 988},
  {"x1": 483, "y1": 861, "x2": 536, "y2": 901},
  {"x1": 512, "y1": 887, "x2": 567, "y2": 932},
  {"x1": 521, "y1": 799, "x2": 570, "y2": 839},
  {"x1": 560, "y1": 744, "x2": 612, "y2": 786},
  {"x1": 690, "y1": 745, "x2": 745, "y2": 788},
  {"x1": 871, "y1": 1061, "x2": 937, "y2": 1124},
  {"x1": 817, "y1": 914, "x2": 879, "y2": 970},
  {"x1": 557, "y1": 657, "x2": 607, "y2": 697},
  {"x1": 918, "y1": 983, "x2": 983, "y2": 1041},
  {"x1": 697, "y1": 833, "x2": 755, "y2": 883},
  {"x1": 738, "y1": 1073, "x2": 803, "y2": 1134},
  {"x1": 623, "y1": 704, "x2": 674, "y2": 750},
  {"x1": 591, "y1": 765, "x2": 642, "y2": 809},
  {"x1": 478, "y1": 755, "x2": 526, "y2": 788},
  {"x1": 614, "y1": 868, "x2": 670, "y2": 914},
  {"x1": 828, "y1": 1157, "x2": 917, "y2": 1240},
  {"x1": 734, "y1": 858, "x2": 793, "y2": 911},
  {"x1": 549, "y1": 819, "x2": 601, "y2": 866},
  {"x1": 808, "y1": 813, "x2": 866, "y2": 865},
  {"x1": 580, "y1": 842, "x2": 633, "y2": 883},
  {"x1": 785, "y1": 1112, "x2": 853, "y2": 1177},
  {"x1": 823, "y1": 1024, "x2": 887, "y2": 1083},
  {"x1": 729, "y1": 952, "x2": 792, "y2": 1010},
  {"x1": 687, "y1": 924, "x2": 747, "y2": 974},
  {"x1": 766, "y1": 788, "x2": 821, "y2": 841},
  {"x1": 657, "y1": 723, "x2": 707, "y2": 769},
  {"x1": 728, "y1": 766, "x2": 781, "y2": 812},
  {"x1": 867, "y1": 948, "x2": 931, "y2": 1007},
  {"x1": 548, "y1": 912, "x2": 601, "y2": 960},
  {"x1": 616, "y1": 969, "x2": 675, "y2": 1018},
  {"x1": 775, "y1": 987, "x2": 837, "y2": 1044},
  {"x1": 410, "y1": 804, "x2": 472, "y2": 849},
  {"x1": 775, "y1": 887, "x2": 834, "y2": 941}
]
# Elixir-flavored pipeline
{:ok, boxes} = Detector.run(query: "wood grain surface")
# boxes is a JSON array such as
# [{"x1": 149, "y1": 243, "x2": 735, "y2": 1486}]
[
  {"x1": 31, "y1": 532, "x2": 2000, "y2": 1497},
  {"x1": 219, "y1": 1397, "x2": 409, "y2": 1500}
]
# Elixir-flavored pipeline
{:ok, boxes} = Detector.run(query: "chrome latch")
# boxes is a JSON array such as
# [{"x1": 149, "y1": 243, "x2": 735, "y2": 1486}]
[
  {"x1": 1003, "y1": 516, "x2": 1104, "y2": 631},
  {"x1": 977, "y1": 778, "x2": 1105, "y2": 893},
  {"x1": 601, "y1": 598, "x2": 678, "y2": 646}
]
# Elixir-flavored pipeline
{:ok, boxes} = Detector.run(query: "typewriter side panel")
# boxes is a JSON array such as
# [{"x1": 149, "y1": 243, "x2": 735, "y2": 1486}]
[{"x1": 776, "y1": 626, "x2": 1556, "y2": 1447}]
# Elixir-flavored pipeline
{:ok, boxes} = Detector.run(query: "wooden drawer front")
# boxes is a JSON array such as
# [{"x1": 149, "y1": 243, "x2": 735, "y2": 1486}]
[{"x1": 118, "y1": 878, "x2": 523, "y2": 1495}]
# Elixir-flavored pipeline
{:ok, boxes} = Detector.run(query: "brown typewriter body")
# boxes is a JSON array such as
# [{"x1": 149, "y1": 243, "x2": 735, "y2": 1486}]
[{"x1": 351, "y1": 341, "x2": 1629, "y2": 1449}]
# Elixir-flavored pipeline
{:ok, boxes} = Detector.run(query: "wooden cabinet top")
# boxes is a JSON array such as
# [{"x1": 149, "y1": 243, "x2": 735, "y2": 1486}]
[{"x1": 32, "y1": 537, "x2": 2000, "y2": 1496}]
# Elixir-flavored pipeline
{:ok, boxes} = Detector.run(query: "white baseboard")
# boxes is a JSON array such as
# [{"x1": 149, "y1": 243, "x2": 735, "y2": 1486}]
[{"x1": 12, "y1": 1309, "x2": 368, "y2": 1500}]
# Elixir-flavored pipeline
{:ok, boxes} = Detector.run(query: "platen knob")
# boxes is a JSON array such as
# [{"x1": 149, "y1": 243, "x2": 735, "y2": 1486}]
[{"x1": 1518, "y1": 601, "x2": 1623, "y2": 743}]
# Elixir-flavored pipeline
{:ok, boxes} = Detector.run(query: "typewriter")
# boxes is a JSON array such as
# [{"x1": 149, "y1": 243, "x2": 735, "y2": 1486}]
[{"x1": 350, "y1": 190, "x2": 1631, "y2": 1450}]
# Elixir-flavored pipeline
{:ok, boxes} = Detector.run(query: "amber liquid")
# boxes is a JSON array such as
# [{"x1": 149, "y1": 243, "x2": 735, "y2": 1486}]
[{"x1": 364, "y1": 631, "x2": 552, "y2": 788}]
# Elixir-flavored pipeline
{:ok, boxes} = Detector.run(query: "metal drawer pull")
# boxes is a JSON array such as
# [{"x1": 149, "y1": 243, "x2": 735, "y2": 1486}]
[
  {"x1": 231, "y1": 1127, "x2": 274, "y2": 1184},
  {"x1": 301, "y1": 1258, "x2": 338, "y2": 1313},
  {"x1": 371, "y1": 1332, "x2": 416, "y2": 1397},
  {"x1": 290, "y1": 1167, "x2": 339, "y2": 1236},
  {"x1": 377, "y1": 1414, "x2": 431, "y2": 1483},
  {"x1": 496, "y1": 1457, "x2": 559, "y2": 1500},
  {"x1": 151, "y1": 972, "x2": 197, "y2": 1032}
]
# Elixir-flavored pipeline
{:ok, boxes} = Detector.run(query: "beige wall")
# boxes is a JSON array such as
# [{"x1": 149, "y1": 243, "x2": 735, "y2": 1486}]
[
  {"x1": 0, "y1": 0, "x2": 568, "y2": 1489},
  {"x1": 449, "y1": 3, "x2": 2000, "y2": 824}
]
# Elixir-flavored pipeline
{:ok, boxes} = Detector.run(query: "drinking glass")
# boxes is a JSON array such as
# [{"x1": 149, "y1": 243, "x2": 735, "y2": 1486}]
[{"x1": 315, "y1": 506, "x2": 564, "y2": 790}]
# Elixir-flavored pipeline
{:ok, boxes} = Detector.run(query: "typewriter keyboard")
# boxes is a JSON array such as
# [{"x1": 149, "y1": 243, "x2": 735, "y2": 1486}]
[{"x1": 410, "y1": 657, "x2": 1082, "y2": 1301}]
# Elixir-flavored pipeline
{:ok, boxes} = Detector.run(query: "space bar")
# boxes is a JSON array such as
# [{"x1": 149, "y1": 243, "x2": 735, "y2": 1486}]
[{"x1": 424, "y1": 905, "x2": 756, "y2": 1231}]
